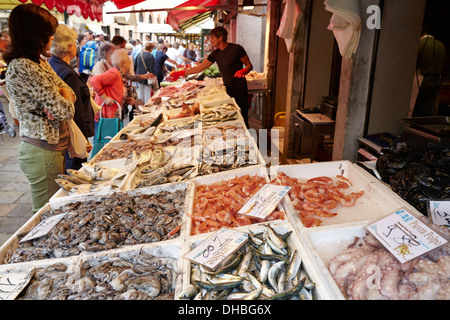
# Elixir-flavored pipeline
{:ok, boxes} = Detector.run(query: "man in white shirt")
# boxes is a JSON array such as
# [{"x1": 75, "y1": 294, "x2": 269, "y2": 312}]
[
  {"x1": 165, "y1": 43, "x2": 179, "y2": 72},
  {"x1": 177, "y1": 42, "x2": 186, "y2": 65},
  {"x1": 133, "y1": 39, "x2": 143, "y2": 59}
]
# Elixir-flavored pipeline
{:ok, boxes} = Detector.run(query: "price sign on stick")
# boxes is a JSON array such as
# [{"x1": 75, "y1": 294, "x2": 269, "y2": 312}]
[
  {"x1": 238, "y1": 184, "x2": 291, "y2": 220},
  {"x1": 20, "y1": 212, "x2": 67, "y2": 243},
  {"x1": 184, "y1": 228, "x2": 248, "y2": 270},
  {"x1": 367, "y1": 208, "x2": 448, "y2": 263},
  {"x1": 428, "y1": 200, "x2": 450, "y2": 229}
]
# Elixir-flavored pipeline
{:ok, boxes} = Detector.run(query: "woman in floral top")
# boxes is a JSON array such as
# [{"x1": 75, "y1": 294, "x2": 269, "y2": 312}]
[{"x1": 4, "y1": 4, "x2": 75, "y2": 213}]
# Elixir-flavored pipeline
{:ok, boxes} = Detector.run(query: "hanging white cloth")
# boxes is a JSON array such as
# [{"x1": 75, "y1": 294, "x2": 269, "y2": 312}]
[
  {"x1": 277, "y1": 0, "x2": 303, "y2": 52},
  {"x1": 324, "y1": 0, "x2": 362, "y2": 58}
]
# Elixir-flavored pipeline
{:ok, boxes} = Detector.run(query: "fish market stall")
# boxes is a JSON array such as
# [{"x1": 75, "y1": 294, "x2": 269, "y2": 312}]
[{"x1": 2, "y1": 75, "x2": 447, "y2": 301}]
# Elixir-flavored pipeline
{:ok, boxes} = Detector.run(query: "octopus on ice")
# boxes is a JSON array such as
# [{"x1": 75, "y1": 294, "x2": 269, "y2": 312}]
[{"x1": 328, "y1": 217, "x2": 450, "y2": 300}]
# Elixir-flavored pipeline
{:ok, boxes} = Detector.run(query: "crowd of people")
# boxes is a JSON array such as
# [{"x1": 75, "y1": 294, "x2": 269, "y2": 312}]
[
  {"x1": 1, "y1": 3, "x2": 254, "y2": 215},
  {"x1": 0, "y1": 3, "x2": 208, "y2": 214}
]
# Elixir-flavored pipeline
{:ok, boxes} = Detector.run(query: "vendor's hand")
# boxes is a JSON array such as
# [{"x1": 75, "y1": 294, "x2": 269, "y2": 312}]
[
  {"x1": 86, "y1": 141, "x2": 92, "y2": 153},
  {"x1": 43, "y1": 107, "x2": 55, "y2": 120},
  {"x1": 170, "y1": 70, "x2": 185, "y2": 81},
  {"x1": 234, "y1": 68, "x2": 248, "y2": 78}
]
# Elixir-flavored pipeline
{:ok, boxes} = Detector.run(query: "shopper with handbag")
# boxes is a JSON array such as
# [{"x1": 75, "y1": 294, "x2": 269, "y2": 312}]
[
  {"x1": 89, "y1": 48, "x2": 132, "y2": 156},
  {"x1": 4, "y1": 4, "x2": 75, "y2": 213},
  {"x1": 134, "y1": 41, "x2": 156, "y2": 103},
  {"x1": 49, "y1": 24, "x2": 94, "y2": 171}
]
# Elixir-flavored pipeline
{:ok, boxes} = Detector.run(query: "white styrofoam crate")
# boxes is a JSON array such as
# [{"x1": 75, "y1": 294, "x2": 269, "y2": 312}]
[
  {"x1": 1, "y1": 240, "x2": 184, "y2": 300},
  {"x1": 1, "y1": 182, "x2": 194, "y2": 266},
  {"x1": 181, "y1": 221, "x2": 333, "y2": 300},
  {"x1": 269, "y1": 161, "x2": 424, "y2": 233},
  {"x1": 188, "y1": 165, "x2": 297, "y2": 236},
  {"x1": 200, "y1": 97, "x2": 240, "y2": 113},
  {"x1": 298, "y1": 202, "x2": 425, "y2": 300},
  {"x1": 0, "y1": 254, "x2": 80, "y2": 300},
  {"x1": 78, "y1": 238, "x2": 184, "y2": 300},
  {"x1": 197, "y1": 92, "x2": 230, "y2": 104}
]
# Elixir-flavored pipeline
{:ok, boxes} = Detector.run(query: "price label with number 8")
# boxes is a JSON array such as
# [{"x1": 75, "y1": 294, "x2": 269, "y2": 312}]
[{"x1": 184, "y1": 228, "x2": 248, "y2": 270}]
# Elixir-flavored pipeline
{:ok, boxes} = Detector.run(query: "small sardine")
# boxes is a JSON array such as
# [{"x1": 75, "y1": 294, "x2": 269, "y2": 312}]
[
  {"x1": 227, "y1": 292, "x2": 252, "y2": 300},
  {"x1": 268, "y1": 261, "x2": 286, "y2": 292},
  {"x1": 242, "y1": 287, "x2": 263, "y2": 300},
  {"x1": 267, "y1": 278, "x2": 305, "y2": 300},
  {"x1": 178, "y1": 284, "x2": 197, "y2": 300},
  {"x1": 195, "y1": 279, "x2": 243, "y2": 291},
  {"x1": 209, "y1": 273, "x2": 242, "y2": 284},
  {"x1": 266, "y1": 237, "x2": 287, "y2": 255},
  {"x1": 212, "y1": 251, "x2": 243, "y2": 276},
  {"x1": 259, "y1": 260, "x2": 270, "y2": 283},
  {"x1": 299, "y1": 287, "x2": 313, "y2": 300},
  {"x1": 251, "y1": 247, "x2": 289, "y2": 264},
  {"x1": 247, "y1": 272, "x2": 275, "y2": 298},
  {"x1": 267, "y1": 224, "x2": 286, "y2": 249},
  {"x1": 277, "y1": 268, "x2": 286, "y2": 293},
  {"x1": 286, "y1": 250, "x2": 302, "y2": 288},
  {"x1": 237, "y1": 250, "x2": 253, "y2": 276}
]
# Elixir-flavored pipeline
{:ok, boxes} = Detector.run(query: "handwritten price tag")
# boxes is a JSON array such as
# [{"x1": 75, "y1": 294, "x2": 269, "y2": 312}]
[
  {"x1": 0, "y1": 268, "x2": 35, "y2": 300},
  {"x1": 367, "y1": 209, "x2": 448, "y2": 263},
  {"x1": 428, "y1": 200, "x2": 450, "y2": 229},
  {"x1": 238, "y1": 184, "x2": 290, "y2": 220},
  {"x1": 184, "y1": 228, "x2": 248, "y2": 270},
  {"x1": 20, "y1": 213, "x2": 67, "y2": 243}
]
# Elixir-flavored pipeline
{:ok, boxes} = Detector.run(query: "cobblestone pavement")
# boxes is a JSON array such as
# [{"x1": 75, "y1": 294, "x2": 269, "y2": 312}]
[{"x1": 0, "y1": 95, "x2": 32, "y2": 247}]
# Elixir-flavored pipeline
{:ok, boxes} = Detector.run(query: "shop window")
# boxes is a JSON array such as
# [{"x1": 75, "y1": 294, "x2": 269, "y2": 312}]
[
  {"x1": 139, "y1": 12, "x2": 143, "y2": 22},
  {"x1": 129, "y1": 30, "x2": 133, "y2": 39},
  {"x1": 149, "y1": 14, "x2": 153, "y2": 24},
  {"x1": 115, "y1": 28, "x2": 120, "y2": 35},
  {"x1": 157, "y1": 15, "x2": 161, "y2": 24}
]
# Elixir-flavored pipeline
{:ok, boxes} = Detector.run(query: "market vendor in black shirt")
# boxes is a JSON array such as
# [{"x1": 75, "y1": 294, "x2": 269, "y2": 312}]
[{"x1": 171, "y1": 26, "x2": 253, "y2": 127}]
